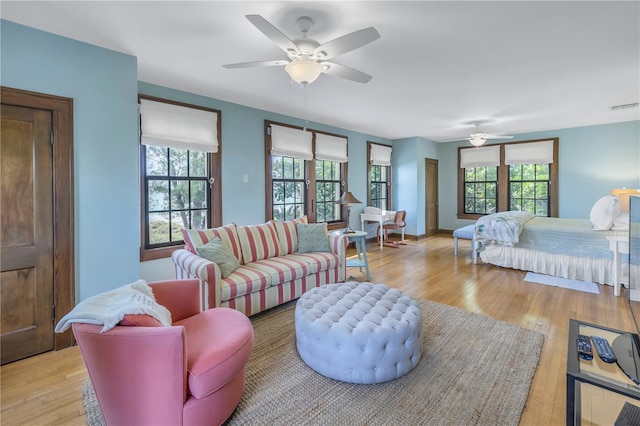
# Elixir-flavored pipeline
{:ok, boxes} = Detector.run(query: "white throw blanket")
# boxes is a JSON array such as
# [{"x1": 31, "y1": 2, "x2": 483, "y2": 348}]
[
  {"x1": 55, "y1": 279, "x2": 172, "y2": 333},
  {"x1": 475, "y1": 211, "x2": 536, "y2": 246}
]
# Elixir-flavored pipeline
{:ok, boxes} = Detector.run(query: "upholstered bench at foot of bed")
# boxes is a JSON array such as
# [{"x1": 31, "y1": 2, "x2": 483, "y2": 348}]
[
  {"x1": 453, "y1": 224, "x2": 478, "y2": 263},
  {"x1": 294, "y1": 281, "x2": 423, "y2": 384}
]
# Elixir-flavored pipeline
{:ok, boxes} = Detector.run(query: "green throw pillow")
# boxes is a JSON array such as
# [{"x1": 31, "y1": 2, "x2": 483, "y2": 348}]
[
  {"x1": 196, "y1": 237, "x2": 240, "y2": 278},
  {"x1": 296, "y1": 223, "x2": 330, "y2": 253}
]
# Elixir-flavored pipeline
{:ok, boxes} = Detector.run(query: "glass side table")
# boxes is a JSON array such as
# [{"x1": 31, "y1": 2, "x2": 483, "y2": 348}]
[{"x1": 566, "y1": 319, "x2": 640, "y2": 425}]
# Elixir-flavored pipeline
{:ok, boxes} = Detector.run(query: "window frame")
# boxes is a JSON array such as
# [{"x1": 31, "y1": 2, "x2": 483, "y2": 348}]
[
  {"x1": 367, "y1": 142, "x2": 392, "y2": 210},
  {"x1": 139, "y1": 94, "x2": 222, "y2": 261},
  {"x1": 264, "y1": 120, "x2": 348, "y2": 229},
  {"x1": 457, "y1": 138, "x2": 559, "y2": 219}
]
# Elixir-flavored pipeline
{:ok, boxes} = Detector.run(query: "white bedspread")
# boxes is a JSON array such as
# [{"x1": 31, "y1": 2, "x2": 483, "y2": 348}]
[{"x1": 54, "y1": 279, "x2": 172, "y2": 333}]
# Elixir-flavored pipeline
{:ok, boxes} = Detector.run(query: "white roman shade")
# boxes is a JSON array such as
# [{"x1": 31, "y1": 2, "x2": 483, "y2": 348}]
[
  {"x1": 505, "y1": 140, "x2": 554, "y2": 165},
  {"x1": 140, "y1": 99, "x2": 218, "y2": 153},
  {"x1": 270, "y1": 124, "x2": 313, "y2": 161},
  {"x1": 315, "y1": 133, "x2": 348, "y2": 163},
  {"x1": 370, "y1": 144, "x2": 392, "y2": 166},
  {"x1": 460, "y1": 145, "x2": 500, "y2": 168}
]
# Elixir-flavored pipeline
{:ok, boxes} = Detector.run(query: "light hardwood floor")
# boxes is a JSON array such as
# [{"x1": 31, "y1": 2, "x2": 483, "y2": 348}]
[{"x1": 1, "y1": 234, "x2": 634, "y2": 425}]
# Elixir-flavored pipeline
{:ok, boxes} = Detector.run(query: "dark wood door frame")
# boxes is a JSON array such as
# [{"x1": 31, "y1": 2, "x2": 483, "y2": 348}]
[{"x1": 1, "y1": 86, "x2": 75, "y2": 350}]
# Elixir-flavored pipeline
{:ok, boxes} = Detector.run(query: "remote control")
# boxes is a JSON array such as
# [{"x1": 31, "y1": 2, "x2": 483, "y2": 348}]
[
  {"x1": 591, "y1": 335, "x2": 617, "y2": 363},
  {"x1": 577, "y1": 334, "x2": 593, "y2": 360}
]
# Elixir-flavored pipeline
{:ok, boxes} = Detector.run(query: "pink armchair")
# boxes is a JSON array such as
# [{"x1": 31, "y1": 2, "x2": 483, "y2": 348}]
[{"x1": 72, "y1": 279, "x2": 254, "y2": 425}]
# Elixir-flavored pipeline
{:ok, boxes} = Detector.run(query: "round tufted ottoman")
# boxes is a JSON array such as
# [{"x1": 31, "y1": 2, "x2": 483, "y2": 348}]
[{"x1": 295, "y1": 281, "x2": 423, "y2": 384}]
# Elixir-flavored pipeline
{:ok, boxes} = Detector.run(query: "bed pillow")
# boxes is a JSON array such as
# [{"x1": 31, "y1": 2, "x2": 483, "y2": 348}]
[
  {"x1": 196, "y1": 237, "x2": 241, "y2": 278},
  {"x1": 297, "y1": 223, "x2": 330, "y2": 253},
  {"x1": 611, "y1": 211, "x2": 630, "y2": 231},
  {"x1": 590, "y1": 195, "x2": 620, "y2": 230}
]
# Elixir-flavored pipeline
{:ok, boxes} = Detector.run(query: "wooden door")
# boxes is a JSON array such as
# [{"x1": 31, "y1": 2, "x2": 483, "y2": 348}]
[
  {"x1": 1, "y1": 104, "x2": 55, "y2": 364},
  {"x1": 425, "y1": 158, "x2": 439, "y2": 237}
]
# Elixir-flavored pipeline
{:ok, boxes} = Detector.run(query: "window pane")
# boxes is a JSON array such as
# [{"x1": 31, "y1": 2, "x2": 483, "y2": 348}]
[
  {"x1": 149, "y1": 212, "x2": 170, "y2": 245},
  {"x1": 147, "y1": 146, "x2": 168, "y2": 176},
  {"x1": 191, "y1": 210, "x2": 206, "y2": 230},
  {"x1": 171, "y1": 180, "x2": 189, "y2": 209},
  {"x1": 509, "y1": 165, "x2": 521, "y2": 180},
  {"x1": 486, "y1": 167, "x2": 497, "y2": 181},
  {"x1": 536, "y1": 182, "x2": 548, "y2": 199},
  {"x1": 148, "y1": 180, "x2": 169, "y2": 211},
  {"x1": 190, "y1": 181, "x2": 207, "y2": 209},
  {"x1": 536, "y1": 164, "x2": 549, "y2": 180},
  {"x1": 189, "y1": 151, "x2": 206, "y2": 177},
  {"x1": 169, "y1": 148, "x2": 188, "y2": 177},
  {"x1": 522, "y1": 164, "x2": 535, "y2": 180},
  {"x1": 272, "y1": 157, "x2": 284, "y2": 179},
  {"x1": 171, "y1": 212, "x2": 187, "y2": 242}
]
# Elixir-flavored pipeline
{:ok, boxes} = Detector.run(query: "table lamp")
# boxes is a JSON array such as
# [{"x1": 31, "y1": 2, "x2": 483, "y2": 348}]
[{"x1": 336, "y1": 191, "x2": 362, "y2": 234}]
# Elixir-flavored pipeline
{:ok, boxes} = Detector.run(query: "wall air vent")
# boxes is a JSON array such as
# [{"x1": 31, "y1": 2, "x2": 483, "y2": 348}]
[{"x1": 610, "y1": 102, "x2": 639, "y2": 111}]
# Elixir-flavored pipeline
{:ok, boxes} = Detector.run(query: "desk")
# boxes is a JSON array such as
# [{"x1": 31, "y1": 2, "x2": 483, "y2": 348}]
[
  {"x1": 608, "y1": 235, "x2": 629, "y2": 296},
  {"x1": 339, "y1": 230, "x2": 370, "y2": 280},
  {"x1": 360, "y1": 211, "x2": 395, "y2": 250}
]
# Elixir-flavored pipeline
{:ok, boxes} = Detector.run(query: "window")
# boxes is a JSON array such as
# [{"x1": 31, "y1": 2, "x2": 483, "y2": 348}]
[
  {"x1": 139, "y1": 95, "x2": 222, "y2": 261},
  {"x1": 265, "y1": 121, "x2": 348, "y2": 228},
  {"x1": 367, "y1": 142, "x2": 392, "y2": 209},
  {"x1": 508, "y1": 163, "x2": 550, "y2": 215},
  {"x1": 457, "y1": 138, "x2": 558, "y2": 219},
  {"x1": 315, "y1": 160, "x2": 342, "y2": 222},
  {"x1": 271, "y1": 156, "x2": 305, "y2": 221},
  {"x1": 463, "y1": 166, "x2": 498, "y2": 214}
]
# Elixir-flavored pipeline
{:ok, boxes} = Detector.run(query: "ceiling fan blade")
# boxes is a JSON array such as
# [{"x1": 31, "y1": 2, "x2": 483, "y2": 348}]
[
  {"x1": 321, "y1": 62, "x2": 373, "y2": 83},
  {"x1": 485, "y1": 135, "x2": 514, "y2": 140},
  {"x1": 245, "y1": 15, "x2": 299, "y2": 54},
  {"x1": 223, "y1": 59, "x2": 289, "y2": 69},
  {"x1": 314, "y1": 27, "x2": 380, "y2": 60}
]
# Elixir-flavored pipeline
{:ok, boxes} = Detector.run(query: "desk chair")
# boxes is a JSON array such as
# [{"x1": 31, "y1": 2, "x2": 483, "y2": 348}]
[{"x1": 377, "y1": 210, "x2": 407, "y2": 248}]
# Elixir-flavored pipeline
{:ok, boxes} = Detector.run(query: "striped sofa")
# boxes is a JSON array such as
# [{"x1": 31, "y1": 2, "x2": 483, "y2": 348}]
[{"x1": 172, "y1": 218, "x2": 348, "y2": 316}]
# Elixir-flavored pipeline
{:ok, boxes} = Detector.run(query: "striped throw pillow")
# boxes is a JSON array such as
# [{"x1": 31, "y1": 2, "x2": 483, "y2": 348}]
[
  {"x1": 237, "y1": 222, "x2": 282, "y2": 264},
  {"x1": 181, "y1": 224, "x2": 243, "y2": 263},
  {"x1": 271, "y1": 215, "x2": 308, "y2": 255}
]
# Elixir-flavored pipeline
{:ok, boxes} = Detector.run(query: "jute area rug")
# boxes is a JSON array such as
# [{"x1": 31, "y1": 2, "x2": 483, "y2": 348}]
[{"x1": 84, "y1": 299, "x2": 544, "y2": 425}]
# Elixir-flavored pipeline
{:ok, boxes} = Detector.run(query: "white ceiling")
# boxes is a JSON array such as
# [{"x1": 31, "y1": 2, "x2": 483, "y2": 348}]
[{"x1": 2, "y1": 1, "x2": 639, "y2": 142}]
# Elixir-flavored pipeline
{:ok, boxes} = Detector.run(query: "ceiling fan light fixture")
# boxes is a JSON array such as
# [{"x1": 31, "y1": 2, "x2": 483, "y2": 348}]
[
  {"x1": 285, "y1": 58, "x2": 323, "y2": 86},
  {"x1": 469, "y1": 135, "x2": 487, "y2": 147}
]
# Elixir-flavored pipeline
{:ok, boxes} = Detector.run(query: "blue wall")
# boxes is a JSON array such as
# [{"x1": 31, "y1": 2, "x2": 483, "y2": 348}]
[
  {"x1": 1, "y1": 20, "x2": 140, "y2": 300},
  {"x1": 3, "y1": 19, "x2": 639, "y2": 298}
]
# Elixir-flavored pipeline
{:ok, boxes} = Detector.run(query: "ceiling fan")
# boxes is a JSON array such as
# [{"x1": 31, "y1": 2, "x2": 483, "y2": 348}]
[
  {"x1": 223, "y1": 15, "x2": 380, "y2": 86},
  {"x1": 449, "y1": 122, "x2": 514, "y2": 146}
]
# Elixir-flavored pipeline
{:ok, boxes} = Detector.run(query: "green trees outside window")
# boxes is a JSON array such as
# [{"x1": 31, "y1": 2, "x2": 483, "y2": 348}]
[
  {"x1": 271, "y1": 156, "x2": 305, "y2": 221},
  {"x1": 369, "y1": 164, "x2": 389, "y2": 209},
  {"x1": 464, "y1": 166, "x2": 498, "y2": 215},
  {"x1": 145, "y1": 146, "x2": 209, "y2": 247}
]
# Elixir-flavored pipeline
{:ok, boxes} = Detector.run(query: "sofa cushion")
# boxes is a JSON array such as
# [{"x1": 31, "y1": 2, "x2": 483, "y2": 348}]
[
  {"x1": 236, "y1": 222, "x2": 282, "y2": 264},
  {"x1": 248, "y1": 256, "x2": 312, "y2": 283},
  {"x1": 196, "y1": 237, "x2": 241, "y2": 278},
  {"x1": 220, "y1": 265, "x2": 274, "y2": 300},
  {"x1": 271, "y1": 215, "x2": 308, "y2": 255},
  {"x1": 181, "y1": 224, "x2": 243, "y2": 263},
  {"x1": 296, "y1": 223, "x2": 331, "y2": 253},
  {"x1": 175, "y1": 307, "x2": 254, "y2": 399},
  {"x1": 284, "y1": 253, "x2": 341, "y2": 275}
]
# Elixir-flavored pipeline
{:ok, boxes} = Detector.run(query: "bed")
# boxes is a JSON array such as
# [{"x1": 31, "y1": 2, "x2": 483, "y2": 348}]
[{"x1": 474, "y1": 211, "x2": 629, "y2": 287}]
